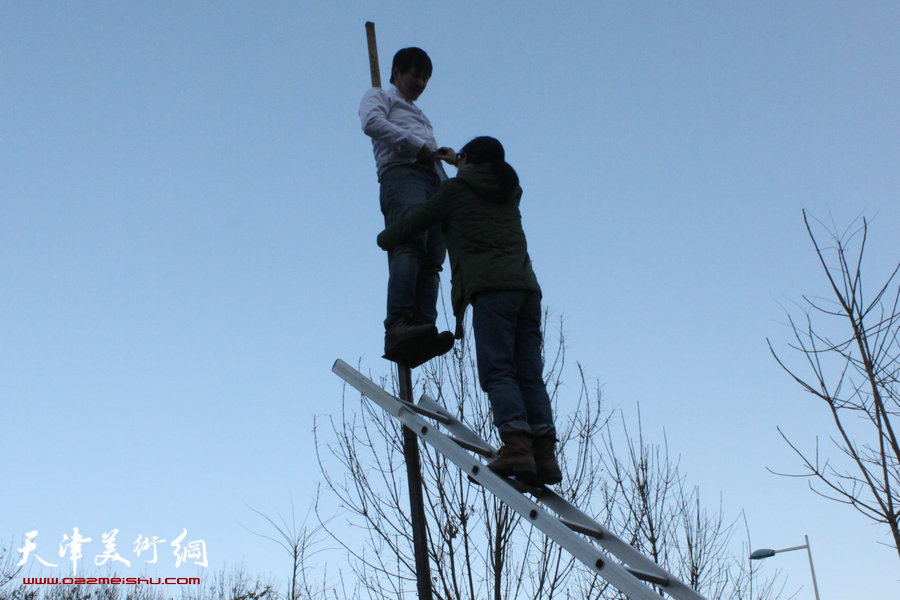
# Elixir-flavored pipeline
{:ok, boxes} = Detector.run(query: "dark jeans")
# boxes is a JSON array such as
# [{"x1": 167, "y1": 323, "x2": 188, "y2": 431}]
[
  {"x1": 380, "y1": 165, "x2": 445, "y2": 331},
  {"x1": 472, "y1": 290, "x2": 555, "y2": 437}
]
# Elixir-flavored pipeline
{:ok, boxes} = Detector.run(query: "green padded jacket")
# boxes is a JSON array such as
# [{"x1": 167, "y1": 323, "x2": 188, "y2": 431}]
[{"x1": 377, "y1": 163, "x2": 541, "y2": 337}]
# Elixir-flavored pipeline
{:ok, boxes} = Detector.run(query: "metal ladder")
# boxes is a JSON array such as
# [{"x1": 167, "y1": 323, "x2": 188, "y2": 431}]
[{"x1": 332, "y1": 359, "x2": 709, "y2": 600}]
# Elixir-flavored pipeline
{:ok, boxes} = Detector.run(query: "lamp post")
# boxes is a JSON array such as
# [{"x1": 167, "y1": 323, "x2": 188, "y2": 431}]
[{"x1": 750, "y1": 534, "x2": 821, "y2": 600}]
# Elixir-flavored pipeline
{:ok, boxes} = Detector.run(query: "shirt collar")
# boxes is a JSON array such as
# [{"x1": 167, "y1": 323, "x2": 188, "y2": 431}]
[{"x1": 389, "y1": 84, "x2": 414, "y2": 104}]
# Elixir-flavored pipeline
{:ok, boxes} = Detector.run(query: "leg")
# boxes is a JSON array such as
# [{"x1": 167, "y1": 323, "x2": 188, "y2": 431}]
[
  {"x1": 380, "y1": 167, "x2": 438, "y2": 331},
  {"x1": 472, "y1": 291, "x2": 530, "y2": 435},
  {"x1": 514, "y1": 291, "x2": 555, "y2": 438},
  {"x1": 473, "y1": 291, "x2": 536, "y2": 478},
  {"x1": 415, "y1": 221, "x2": 445, "y2": 326},
  {"x1": 515, "y1": 291, "x2": 561, "y2": 485}
]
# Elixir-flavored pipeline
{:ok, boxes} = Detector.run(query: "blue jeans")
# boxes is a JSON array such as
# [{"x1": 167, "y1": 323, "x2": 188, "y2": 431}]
[
  {"x1": 472, "y1": 290, "x2": 556, "y2": 437},
  {"x1": 379, "y1": 166, "x2": 446, "y2": 330}
]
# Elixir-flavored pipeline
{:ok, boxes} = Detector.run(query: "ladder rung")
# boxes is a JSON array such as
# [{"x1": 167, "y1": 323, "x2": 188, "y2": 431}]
[
  {"x1": 505, "y1": 477, "x2": 550, "y2": 497},
  {"x1": 559, "y1": 517, "x2": 605, "y2": 539},
  {"x1": 626, "y1": 566, "x2": 670, "y2": 587},
  {"x1": 407, "y1": 402, "x2": 452, "y2": 424},
  {"x1": 450, "y1": 435, "x2": 493, "y2": 457}
]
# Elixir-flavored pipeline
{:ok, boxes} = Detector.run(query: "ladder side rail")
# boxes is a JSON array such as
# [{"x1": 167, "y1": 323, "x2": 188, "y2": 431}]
[
  {"x1": 417, "y1": 393, "x2": 710, "y2": 600},
  {"x1": 333, "y1": 360, "x2": 666, "y2": 600}
]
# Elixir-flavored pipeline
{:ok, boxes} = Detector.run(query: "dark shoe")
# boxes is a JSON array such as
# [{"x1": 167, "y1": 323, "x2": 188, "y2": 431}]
[
  {"x1": 384, "y1": 328, "x2": 454, "y2": 368},
  {"x1": 385, "y1": 320, "x2": 437, "y2": 354},
  {"x1": 489, "y1": 433, "x2": 536, "y2": 479},
  {"x1": 415, "y1": 330, "x2": 455, "y2": 361},
  {"x1": 533, "y1": 436, "x2": 563, "y2": 485}
]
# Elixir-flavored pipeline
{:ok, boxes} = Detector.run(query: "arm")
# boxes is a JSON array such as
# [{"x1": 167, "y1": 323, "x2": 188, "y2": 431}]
[
  {"x1": 359, "y1": 88, "x2": 428, "y2": 158},
  {"x1": 433, "y1": 147, "x2": 458, "y2": 165},
  {"x1": 377, "y1": 184, "x2": 455, "y2": 250}
]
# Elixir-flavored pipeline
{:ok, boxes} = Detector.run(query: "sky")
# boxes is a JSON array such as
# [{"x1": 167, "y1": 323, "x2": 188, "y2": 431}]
[{"x1": 2, "y1": 1, "x2": 899, "y2": 598}]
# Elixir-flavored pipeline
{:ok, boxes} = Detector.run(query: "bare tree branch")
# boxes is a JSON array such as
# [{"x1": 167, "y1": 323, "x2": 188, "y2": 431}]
[{"x1": 770, "y1": 211, "x2": 900, "y2": 558}]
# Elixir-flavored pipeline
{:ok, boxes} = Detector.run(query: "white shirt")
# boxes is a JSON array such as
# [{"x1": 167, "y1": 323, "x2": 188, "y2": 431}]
[{"x1": 359, "y1": 85, "x2": 447, "y2": 181}]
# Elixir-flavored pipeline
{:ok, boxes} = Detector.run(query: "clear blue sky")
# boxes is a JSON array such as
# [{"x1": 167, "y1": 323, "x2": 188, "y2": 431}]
[{"x1": 3, "y1": 1, "x2": 899, "y2": 598}]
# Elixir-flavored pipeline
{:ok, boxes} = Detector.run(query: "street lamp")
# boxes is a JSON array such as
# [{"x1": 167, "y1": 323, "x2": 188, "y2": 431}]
[{"x1": 750, "y1": 534, "x2": 821, "y2": 600}]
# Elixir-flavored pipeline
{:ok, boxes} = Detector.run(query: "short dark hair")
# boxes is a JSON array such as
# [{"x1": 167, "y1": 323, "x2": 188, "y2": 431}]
[
  {"x1": 460, "y1": 136, "x2": 505, "y2": 165},
  {"x1": 460, "y1": 136, "x2": 519, "y2": 193},
  {"x1": 390, "y1": 47, "x2": 433, "y2": 83}
]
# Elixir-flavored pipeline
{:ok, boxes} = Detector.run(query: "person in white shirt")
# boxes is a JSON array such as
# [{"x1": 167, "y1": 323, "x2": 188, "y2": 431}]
[{"x1": 359, "y1": 47, "x2": 457, "y2": 359}]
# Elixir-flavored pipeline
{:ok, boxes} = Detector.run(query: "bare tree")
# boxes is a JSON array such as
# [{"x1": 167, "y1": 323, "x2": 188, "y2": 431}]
[
  {"x1": 599, "y1": 411, "x2": 790, "y2": 600},
  {"x1": 0, "y1": 539, "x2": 28, "y2": 600},
  {"x1": 318, "y1": 314, "x2": 786, "y2": 599},
  {"x1": 768, "y1": 211, "x2": 900, "y2": 559},
  {"x1": 245, "y1": 501, "x2": 331, "y2": 600}
]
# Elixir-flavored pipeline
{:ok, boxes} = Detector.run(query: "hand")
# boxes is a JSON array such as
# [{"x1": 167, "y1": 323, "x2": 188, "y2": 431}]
[{"x1": 433, "y1": 147, "x2": 457, "y2": 165}]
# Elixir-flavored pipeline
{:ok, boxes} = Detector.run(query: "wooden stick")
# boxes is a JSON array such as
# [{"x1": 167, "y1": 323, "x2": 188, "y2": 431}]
[{"x1": 365, "y1": 21, "x2": 381, "y2": 88}]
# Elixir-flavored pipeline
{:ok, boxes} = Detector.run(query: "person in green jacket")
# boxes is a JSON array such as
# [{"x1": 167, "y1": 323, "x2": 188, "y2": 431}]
[{"x1": 377, "y1": 136, "x2": 562, "y2": 485}]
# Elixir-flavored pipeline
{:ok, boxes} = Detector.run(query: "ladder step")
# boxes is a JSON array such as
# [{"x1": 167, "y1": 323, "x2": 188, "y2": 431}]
[
  {"x1": 406, "y1": 402, "x2": 452, "y2": 424},
  {"x1": 626, "y1": 566, "x2": 670, "y2": 587},
  {"x1": 505, "y1": 477, "x2": 551, "y2": 497},
  {"x1": 559, "y1": 517, "x2": 605, "y2": 539},
  {"x1": 450, "y1": 435, "x2": 494, "y2": 457},
  {"x1": 417, "y1": 394, "x2": 497, "y2": 458}
]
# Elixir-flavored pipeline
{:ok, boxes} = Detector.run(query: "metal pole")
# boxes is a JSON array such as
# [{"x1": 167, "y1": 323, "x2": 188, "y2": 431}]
[
  {"x1": 398, "y1": 363, "x2": 434, "y2": 600},
  {"x1": 751, "y1": 536, "x2": 821, "y2": 600},
  {"x1": 804, "y1": 535, "x2": 821, "y2": 600}
]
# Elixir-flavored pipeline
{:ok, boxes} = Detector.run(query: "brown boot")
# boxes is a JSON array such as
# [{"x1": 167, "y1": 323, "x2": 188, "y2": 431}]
[
  {"x1": 488, "y1": 433, "x2": 536, "y2": 479},
  {"x1": 533, "y1": 436, "x2": 563, "y2": 485}
]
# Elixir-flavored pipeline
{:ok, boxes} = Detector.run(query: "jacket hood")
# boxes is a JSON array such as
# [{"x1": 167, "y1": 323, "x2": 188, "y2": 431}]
[{"x1": 456, "y1": 163, "x2": 519, "y2": 204}]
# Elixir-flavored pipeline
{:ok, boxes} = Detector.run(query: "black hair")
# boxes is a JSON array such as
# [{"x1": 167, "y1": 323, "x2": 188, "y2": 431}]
[
  {"x1": 389, "y1": 47, "x2": 433, "y2": 83},
  {"x1": 459, "y1": 136, "x2": 520, "y2": 193}
]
